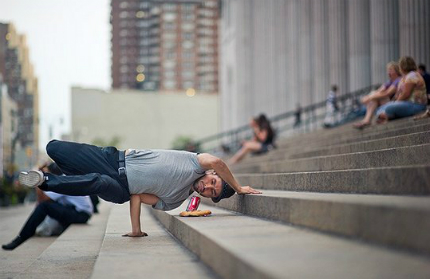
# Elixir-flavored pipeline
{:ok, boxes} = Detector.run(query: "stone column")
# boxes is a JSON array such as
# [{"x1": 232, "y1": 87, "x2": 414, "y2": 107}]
[
  {"x1": 285, "y1": 0, "x2": 300, "y2": 111},
  {"x1": 399, "y1": 0, "x2": 430, "y2": 70},
  {"x1": 311, "y1": 0, "x2": 330, "y2": 103},
  {"x1": 272, "y1": 0, "x2": 289, "y2": 115},
  {"x1": 370, "y1": 0, "x2": 399, "y2": 85},
  {"x1": 348, "y1": 0, "x2": 371, "y2": 92},
  {"x1": 297, "y1": 0, "x2": 313, "y2": 106},
  {"x1": 328, "y1": 0, "x2": 348, "y2": 95}
]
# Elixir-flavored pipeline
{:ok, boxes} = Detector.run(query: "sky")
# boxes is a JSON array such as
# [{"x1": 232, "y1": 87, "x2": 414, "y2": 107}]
[{"x1": 0, "y1": 0, "x2": 110, "y2": 150}]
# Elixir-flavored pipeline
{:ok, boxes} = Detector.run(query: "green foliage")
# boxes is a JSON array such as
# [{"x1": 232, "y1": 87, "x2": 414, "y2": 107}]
[
  {"x1": 0, "y1": 177, "x2": 29, "y2": 207},
  {"x1": 92, "y1": 136, "x2": 121, "y2": 147},
  {"x1": 171, "y1": 135, "x2": 200, "y2": 152}
]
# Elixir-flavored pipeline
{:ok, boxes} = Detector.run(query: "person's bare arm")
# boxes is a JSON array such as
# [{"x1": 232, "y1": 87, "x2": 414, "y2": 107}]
[
  {"x1": 370, "y1": 85, "x2": 397, "y2": 100},
  {"x1": 123, "y1": 194, "x2": 150, "y2": 237},
  {"x1": 198, "y1": 153, "x2": 262, "y2": 194},
  {"x1": 254, "y1": 128, "x2": 268, "y2": 142},
  {"x1": 397, "y1": 82, "x2": 415, "y2": 101}
]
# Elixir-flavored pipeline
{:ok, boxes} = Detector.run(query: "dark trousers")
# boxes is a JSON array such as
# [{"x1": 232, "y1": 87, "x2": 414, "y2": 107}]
[
  {"x1": 19, "y1": 200, "x2": 90, "y2": 241},
  {"x1": 40, "y1": 140, "x2": 130, "y2": 204}
]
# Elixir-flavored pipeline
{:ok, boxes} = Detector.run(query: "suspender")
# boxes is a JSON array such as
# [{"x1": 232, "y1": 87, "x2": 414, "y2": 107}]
[{"x1": 118, "y1": 150, "x2": 126, "y2": 178}]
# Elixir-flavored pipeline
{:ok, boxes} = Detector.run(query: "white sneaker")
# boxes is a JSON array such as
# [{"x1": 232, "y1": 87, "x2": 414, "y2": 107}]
[{"x1": 19, "y1": 170, "x2": 45, "y2": 188}]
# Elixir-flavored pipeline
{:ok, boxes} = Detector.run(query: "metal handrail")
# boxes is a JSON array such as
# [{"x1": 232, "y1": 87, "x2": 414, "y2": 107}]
[{"x1": 196, "y1": 84, "x2": 380, "y2": 153}]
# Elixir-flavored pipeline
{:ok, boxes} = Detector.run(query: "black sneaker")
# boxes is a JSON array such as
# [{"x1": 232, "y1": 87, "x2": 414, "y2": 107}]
[
  {"x1": 2, "y1": 236, "x2": 24, "y2": 250},
  {"x1": 19, "y1": 170, "x2": 45, "y2": 188}
]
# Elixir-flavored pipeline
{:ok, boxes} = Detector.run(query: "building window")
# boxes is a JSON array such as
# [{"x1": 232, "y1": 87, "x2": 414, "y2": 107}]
[
  {"x1": 162, "y1": 32, "x2": 177, "y2": 40},
  {"x1": 163, "y1": 12, "x2": 177, "y2": 21},
  {"x1": 183, "y1": 62, "x2": 194, "y2": 69},
  {"x1": 119, "y1": 1, "x2": 128, "y2": 9},
  {"x1": 165, "y1": 51, "x2": 176, "y2": 59},
  {"x1": 164, "y1": 71, "x2": 176, "y2": 78},
  {"x1": 182, "y1": 41, "x2": 194, "y2": 49},
  {"x1": 182, "y1": 71, "x2": 194, "y2": 79},
  {"x1": 164, "y1": 80, "x2": 176, "y2": 89},
  {"x1": 182, "y1": 13, "x2": 195, "y2": 21},
  {"x1": 163, "y1": 60, "x2": 176, "y2": 69},
  {"x1": 163, "y1": 22, "x2": 175, "y2": 30},
  {"x1": 120, "y1": 11, "x2": 128, "y2": 18},
  {"x1": 183, "y1": 32, "x2": 194, "y2": 40},
  {"x1": 182, "y1": 3, "x2": 194, "y2": 11},
  {"x1": 182, "y1": 52, "x2": 194, "y2": 59},
  {"x1": 137, "y1": 20, "x2": 150, "y2": 28},
  {"x1": 181, "y1": 23, "x2": 195, "y2": 31},
  {"x1": 163, "y1": 40, "x2": 176, "y2": 49},
  {"x1": 139, "y1": 2, "x2": 150, "y2": 9},
  {"x1": 163, "y1": 3, "x2": 177, "y2": 11},
  {"x1": 183, "y1": 81, "x2": 194, "y2": 88},
  {"x1": 204, "y1": 1, "x2": 218, "y2": 8}
]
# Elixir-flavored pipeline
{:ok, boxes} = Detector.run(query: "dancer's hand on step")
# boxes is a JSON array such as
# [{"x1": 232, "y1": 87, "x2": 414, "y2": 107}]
[
  {"x1": 237, "y1": 186, "x2": 262, "y2": 195},
  {"x1": 122, "y1": 231, "x2": 148, "y2": 237}
]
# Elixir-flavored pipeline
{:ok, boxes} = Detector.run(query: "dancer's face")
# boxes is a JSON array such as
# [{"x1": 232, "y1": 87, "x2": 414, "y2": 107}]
[{"x1": 192, "y1": 173, "x2": 223, "y2": 198}]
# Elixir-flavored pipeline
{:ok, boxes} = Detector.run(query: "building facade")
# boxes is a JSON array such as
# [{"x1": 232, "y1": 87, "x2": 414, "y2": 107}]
[
  {"x1": 0, "y1": 83, "x2": 18, "y2": 174},
  {"x1": 220, "y1": 0, "x2": 430, "y2": 132},
  {"x1": 111, "y1": 0, "x2": 219, "y2": 93},
  {"x1": 0, "y1": 23, "x2": 39, "y2": 171},
  {"x1": 71, "y1": 87, "x2": 219, "y2": 150}
]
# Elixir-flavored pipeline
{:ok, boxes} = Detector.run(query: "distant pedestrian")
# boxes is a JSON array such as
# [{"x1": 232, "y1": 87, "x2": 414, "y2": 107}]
[
  {"x1": 294, "y1": 103, "x2": 302, "y2": 128},
  {"x1": 418, "y1": 64, "x2": 430, "y2": 105},
  {"x1": 323, "y1": 85, "x2": 339, "y2": 128},
  {"x1": 414, "y1": 64, "x2": 430, "y2": 119}
]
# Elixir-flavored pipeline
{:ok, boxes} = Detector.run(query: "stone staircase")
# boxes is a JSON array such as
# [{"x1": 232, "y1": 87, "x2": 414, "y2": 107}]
[
  {"x1": 1, "y1": 116, "x2": 429, "y2": 278},
  {"x1": 151, "y1": 116, "x2": 430, "y2": 278}
]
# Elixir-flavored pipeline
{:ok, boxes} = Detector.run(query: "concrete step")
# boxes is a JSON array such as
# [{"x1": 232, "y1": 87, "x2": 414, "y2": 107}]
[
  {"x1": 199, "y1": 191, "x2": 430, "y2": 254},
  {"x1": 276, "y1": 116, "x2": 430, "y2": 148},
  {"x1": 0, "y1": 203, "x2": 56, "y2": 278},
  {"x1": 233, "y1": 144, "x2": 430, "y2": 173},
  {"x1": 236, "y1": 122, "x2": 430, "y2": 166},
  {"x1": 276, "y1": 122, "x2": 430, "y2": 151},
  {"x1": 237, "y1": 130, "x2": 430, "y2": 165},
  {"x1": 236, "y1": 165, "x2": 430, "y2": 195},
  {"x1": 151, "y1": 203, "x2": 430, "y2": 278},
  {"x1": 91, "y1": 203, "x2": 216, "y2": 278},
  {"x1": 16, "y1": 201, "x2": 112, "y2": 278},
  {"x1": 290, "y1": 130, "x2": 430, "y2": 160}
]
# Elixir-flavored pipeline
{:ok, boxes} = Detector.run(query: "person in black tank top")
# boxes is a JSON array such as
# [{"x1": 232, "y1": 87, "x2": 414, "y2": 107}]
[{"x1": 228, "y1": 114, "x2": 276, "y2": 165}]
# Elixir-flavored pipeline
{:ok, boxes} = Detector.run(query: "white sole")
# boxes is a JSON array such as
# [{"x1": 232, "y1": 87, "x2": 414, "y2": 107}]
[{"x1": 19, "y1": 171, "x2": 44, "y2": 188}]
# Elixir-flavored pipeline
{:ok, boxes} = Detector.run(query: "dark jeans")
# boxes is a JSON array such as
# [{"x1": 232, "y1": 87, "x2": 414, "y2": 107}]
[
  {"x1": 19, "y1": 200, "x2": 90, "y2": 241},
  {"x1": 40, "y1": 140, "x2": 130, "y2": 204}
]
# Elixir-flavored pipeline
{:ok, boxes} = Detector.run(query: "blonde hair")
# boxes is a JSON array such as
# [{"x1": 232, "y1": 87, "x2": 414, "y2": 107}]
[
  {"x1": 386, "y1": 61, "x2": 401, "y2": 76},
  {"x1": 399, "y1": 56, "x2": 417, "y2": 74}
]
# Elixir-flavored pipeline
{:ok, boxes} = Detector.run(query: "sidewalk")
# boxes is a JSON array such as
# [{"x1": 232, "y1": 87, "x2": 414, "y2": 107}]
[{"x1": 0, "y1": 203, "x2": 56, "y2": 278}]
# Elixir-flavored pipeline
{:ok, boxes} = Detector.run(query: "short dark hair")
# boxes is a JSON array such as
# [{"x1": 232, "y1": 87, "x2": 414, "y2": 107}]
[
  {"x1": 212, "y1": 180, "x2": 235, "y2": 203},
  {"x1": 331, "y1": 85, "x2": 338, "y2": 92},
  {"x1": 418, "y1": 64, "x2": 426, "y2": 72}
]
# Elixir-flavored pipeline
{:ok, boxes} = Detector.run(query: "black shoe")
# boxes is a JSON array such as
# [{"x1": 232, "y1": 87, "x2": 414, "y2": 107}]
[{"x1": 2, "y1": 236, "x2": 24, "y2": 250}]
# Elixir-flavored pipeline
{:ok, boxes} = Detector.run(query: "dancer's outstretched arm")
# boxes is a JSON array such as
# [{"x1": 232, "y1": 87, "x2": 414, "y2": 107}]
[{"x1": 123, "y1": 194, "x2": 159, "y2": 237}]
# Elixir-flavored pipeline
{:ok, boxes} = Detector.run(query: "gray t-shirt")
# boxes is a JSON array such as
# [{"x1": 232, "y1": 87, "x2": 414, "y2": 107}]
[{"x1": 125, "y1": 149, "x2": 206, "y2": 211}]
